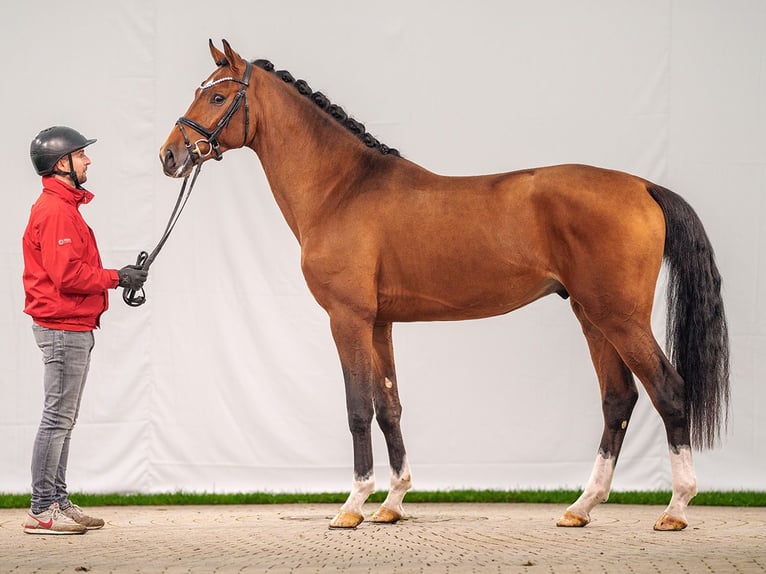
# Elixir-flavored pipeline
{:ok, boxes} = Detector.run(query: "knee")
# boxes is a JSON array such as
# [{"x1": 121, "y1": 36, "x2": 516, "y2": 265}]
[
  {"x1": 375, "y1": 406, "x2": 402, "y2": 434},
  {"x1": 347, "y1": 407, "x2": 374, "y2": 434},
  {"x1": 40, "y1": 409, "x2": 76, "y2": 431}
]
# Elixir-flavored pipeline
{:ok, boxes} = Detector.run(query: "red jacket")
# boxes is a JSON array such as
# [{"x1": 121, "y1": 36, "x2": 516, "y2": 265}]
[{"x1": 23, "y1": 177, "x2": 119, "y2": 331}]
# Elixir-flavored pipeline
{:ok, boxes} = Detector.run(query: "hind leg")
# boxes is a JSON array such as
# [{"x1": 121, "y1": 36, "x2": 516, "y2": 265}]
[
  {"x1": 626, "y1": 341, "x2": 697, "y2": 529},
  {"x1": 654, "y1": 445, "x2": 697, "y2": 530},
  {"x1": 586, "y1": 313, "x2": 697, "y2": 530},
  {"x1": 612, "y1": 328, "x2": 697, "y2": 530},
  {"x1": 558, "y1": 301, "x2": 639, "y2": 527},
  {"x1": 369, "y1": 322, "x2": 412, "y2": 523}
]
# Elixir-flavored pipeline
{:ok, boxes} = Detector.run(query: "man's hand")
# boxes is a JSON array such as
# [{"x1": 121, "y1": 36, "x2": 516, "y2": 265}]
[{"x1": 117, "y1": 265, "x2": 148, "y2": 290}]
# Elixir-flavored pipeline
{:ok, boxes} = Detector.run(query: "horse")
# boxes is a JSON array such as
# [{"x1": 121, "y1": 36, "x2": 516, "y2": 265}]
[{"x1": 159, "y1": 39, "x2": 729, "y2": 531}]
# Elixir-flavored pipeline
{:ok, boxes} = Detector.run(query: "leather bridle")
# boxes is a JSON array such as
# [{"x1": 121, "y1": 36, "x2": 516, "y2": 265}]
[{"x1": 176, "y1": 59, "x2": 253, "y2": 164}]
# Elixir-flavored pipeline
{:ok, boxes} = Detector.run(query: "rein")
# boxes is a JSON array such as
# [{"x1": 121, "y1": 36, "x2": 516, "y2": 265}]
[
  {"x1": 122, "y1": 163, "x2": 202, "y2": 306},
  {"x1": 123, "y1": 60, "x2": 252, "y2": 307}
]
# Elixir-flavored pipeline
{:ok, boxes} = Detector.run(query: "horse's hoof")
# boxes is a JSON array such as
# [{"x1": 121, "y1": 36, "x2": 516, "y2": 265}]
[
  {"x1": 653, "y1": 512, "x2": 688, "y2": 531},
  {"x1": 369, "y1": 506, "x2": 404, "y2": 524},
  {"x1": 556, "y1": 510, "x2": 590, "y2": 527},
  {"x1": 329, "y1": 510, "x2": 364, "y2": 529}
]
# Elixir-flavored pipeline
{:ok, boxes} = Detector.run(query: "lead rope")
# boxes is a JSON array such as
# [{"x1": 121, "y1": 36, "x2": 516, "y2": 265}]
[{"x1": 122, "y1": 161, "x2": 203, "y2": 307}]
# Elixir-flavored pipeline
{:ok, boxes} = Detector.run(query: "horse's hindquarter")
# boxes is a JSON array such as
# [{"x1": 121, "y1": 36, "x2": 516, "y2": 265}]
[{"x1": 524, "y1": 165, "x2": 667, "y2": 327}]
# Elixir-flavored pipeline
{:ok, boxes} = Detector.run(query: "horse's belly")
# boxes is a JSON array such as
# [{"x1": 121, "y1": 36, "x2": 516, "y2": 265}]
[{"x1": 376, "y1": 276, "x2": 562, "y2": 322}]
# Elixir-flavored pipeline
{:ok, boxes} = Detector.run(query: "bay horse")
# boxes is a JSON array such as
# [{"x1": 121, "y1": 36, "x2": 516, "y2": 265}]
[{"x1": 159, "y1": 39, "x2": 729, "y2": 531}]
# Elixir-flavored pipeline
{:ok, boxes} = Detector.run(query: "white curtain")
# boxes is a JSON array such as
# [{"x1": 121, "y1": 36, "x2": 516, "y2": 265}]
[{"x1": 1, "y1": 0, "x2": 763, "y2": 494}]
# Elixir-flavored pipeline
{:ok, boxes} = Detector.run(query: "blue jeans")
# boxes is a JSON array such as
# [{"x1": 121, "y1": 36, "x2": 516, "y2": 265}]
[{"x1": 30, "y1": 324, "x2": 94, "y2": 514}]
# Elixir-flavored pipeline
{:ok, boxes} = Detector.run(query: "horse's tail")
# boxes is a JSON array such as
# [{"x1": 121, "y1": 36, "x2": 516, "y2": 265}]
[{"x1": 646, "y1": 184, "x2": 730, "y2": 450}]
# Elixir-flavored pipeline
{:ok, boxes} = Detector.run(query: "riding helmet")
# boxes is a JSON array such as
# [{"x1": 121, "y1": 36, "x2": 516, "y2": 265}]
[{"x1": 30, "y1": 126, "x2": 97, "y2": 175}]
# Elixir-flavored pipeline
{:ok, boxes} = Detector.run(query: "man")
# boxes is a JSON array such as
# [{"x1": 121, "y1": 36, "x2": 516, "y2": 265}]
[{"x1": 22, "y1": 126, "x2": 147, "y2": 534}]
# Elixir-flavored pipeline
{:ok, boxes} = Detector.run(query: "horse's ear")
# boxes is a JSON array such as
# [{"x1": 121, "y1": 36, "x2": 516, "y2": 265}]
[
  {"x1": 209, "y1": 39, "x2": 228, "y2": 67},
  {"x1": 221, "y1": 39, "x2": 243, "y2": 73}
]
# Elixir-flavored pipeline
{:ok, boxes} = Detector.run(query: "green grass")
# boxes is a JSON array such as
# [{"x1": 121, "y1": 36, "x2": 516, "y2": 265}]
[{"x1": 1, "y1": 490, "x2": 763, "y2": 509}]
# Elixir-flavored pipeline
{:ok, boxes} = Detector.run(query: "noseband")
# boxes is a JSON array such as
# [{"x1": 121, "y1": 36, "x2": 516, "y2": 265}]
[{"x1": 176, "y1": 60, "x2": 253, "y2": 163}]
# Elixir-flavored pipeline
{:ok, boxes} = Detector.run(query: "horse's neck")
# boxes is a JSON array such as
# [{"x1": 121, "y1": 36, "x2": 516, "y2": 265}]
[{"x1": 250, "y1": 77, "x2": 372, "y2": 243}]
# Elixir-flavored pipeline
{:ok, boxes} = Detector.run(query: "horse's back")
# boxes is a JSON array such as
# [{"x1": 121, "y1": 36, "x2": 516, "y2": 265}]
[{"x1": 377, "y1": 162, "x2": 665, "y2": 276}]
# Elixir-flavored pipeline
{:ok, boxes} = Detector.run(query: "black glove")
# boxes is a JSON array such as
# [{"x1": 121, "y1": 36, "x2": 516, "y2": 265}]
[{"x1": 117, "y1": 265, "x2": 148, "y2": 290}]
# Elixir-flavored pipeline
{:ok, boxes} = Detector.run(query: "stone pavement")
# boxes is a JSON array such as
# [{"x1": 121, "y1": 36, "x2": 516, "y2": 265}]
[{"x1": 0, "y1": 503, "x2": 764, "y2": 573}]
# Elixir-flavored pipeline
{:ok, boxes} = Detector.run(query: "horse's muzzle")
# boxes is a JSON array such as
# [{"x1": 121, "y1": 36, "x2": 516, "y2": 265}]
[{"x1": 160, "y1": 145, "x2": 192, "y2": 178}]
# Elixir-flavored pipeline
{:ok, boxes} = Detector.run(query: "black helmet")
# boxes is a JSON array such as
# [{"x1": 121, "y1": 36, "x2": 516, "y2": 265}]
[{"x1": 30, "y1": 126, "x2": 97, "y2": 176}]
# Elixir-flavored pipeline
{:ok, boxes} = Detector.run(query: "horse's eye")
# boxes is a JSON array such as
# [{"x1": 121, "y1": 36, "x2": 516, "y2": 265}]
[{"x1": 211, "y1": 93, "x2": 226, "y2": 105}]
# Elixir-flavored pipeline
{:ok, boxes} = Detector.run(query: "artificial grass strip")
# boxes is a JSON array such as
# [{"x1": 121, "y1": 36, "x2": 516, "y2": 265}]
[{"x1": 0, "y1": 490, "x2": 763, "y2": 509}]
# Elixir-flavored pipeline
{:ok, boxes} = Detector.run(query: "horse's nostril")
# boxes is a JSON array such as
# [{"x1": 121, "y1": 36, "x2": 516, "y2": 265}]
[{"x1": 163, "y1": 148, "x2": 175, "y2": 169}]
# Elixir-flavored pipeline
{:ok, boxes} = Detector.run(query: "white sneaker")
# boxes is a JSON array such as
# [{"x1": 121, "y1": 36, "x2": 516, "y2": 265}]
[
  {"x1": 61, "y1": 503, "x2": 105, "y2": 529},
  {"x1": 23, "y1": 503, "x2": 87, "y2": 535}
]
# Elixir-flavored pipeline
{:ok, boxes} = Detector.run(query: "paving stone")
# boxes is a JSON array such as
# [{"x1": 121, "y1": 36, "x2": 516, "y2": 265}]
[{"x1": 1, "y1": 503, "x2": 764, "y2": 573}]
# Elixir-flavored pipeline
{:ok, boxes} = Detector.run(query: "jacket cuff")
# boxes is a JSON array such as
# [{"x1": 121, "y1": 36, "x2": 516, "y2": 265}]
[{"x1": 110, "y1": 269, "x2": 121, "y2": 289}]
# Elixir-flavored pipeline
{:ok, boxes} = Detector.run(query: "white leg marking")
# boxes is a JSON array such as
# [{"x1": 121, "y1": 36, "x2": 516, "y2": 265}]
[
  {"x1": 565, "y1": 451, "x2": 615, "y2": 520},
  {"x1": 379, "y1": 456, "x2": 412, "y2": 517},
  {"x1": 340, "y1": 474, "x2": 375, "y2": 516},
  {"x1": 664, "y1": 445, "x2": 697, "y2": 521}
]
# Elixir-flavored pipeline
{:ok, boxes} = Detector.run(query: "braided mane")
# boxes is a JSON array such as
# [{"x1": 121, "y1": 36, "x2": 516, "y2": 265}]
[{"x1": 251, "y1": 59, "x2": 400, "y2": 157}]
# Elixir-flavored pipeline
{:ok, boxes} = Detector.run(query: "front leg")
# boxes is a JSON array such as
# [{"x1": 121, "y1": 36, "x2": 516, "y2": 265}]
[
  {"x1": 370, "y1": 455, "x2": 411, "y2": 523},
  {"x1": 369, "y1": 322, "x2": 412, "y2": 523},
  {"x1": 330, "y1": 456, "x2": 375, "y2": 528},
  {"x1": 327, "y1": 310, "x2": 377, "y2": 529}
]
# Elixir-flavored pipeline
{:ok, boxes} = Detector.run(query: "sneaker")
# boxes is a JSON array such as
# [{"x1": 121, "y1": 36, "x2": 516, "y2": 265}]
[
  {"x1": 24, "y1": 503, "x2": 87, "y2": 535},
  {"x1": 61, "y1": 504, "x2": 105, "y2": 530}
]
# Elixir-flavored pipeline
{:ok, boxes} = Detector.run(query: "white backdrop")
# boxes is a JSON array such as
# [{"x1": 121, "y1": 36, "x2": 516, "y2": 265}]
[{"x1": 1, "y1": 1, "x2": 764, "y2": 495}]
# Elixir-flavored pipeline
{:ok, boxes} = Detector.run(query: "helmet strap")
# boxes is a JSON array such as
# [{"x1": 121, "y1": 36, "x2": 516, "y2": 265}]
[
  {"x1": 67, "y1": 153, "x2": 82, "y2": 189},
  {"x1": 51, "y1": 154, "x2": 82, "y2": 189}
]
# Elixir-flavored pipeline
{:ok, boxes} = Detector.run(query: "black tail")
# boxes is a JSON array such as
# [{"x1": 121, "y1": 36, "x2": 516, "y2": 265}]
[{"x1": 647, "y1": 184, "x2": 730, "y2": 450}]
